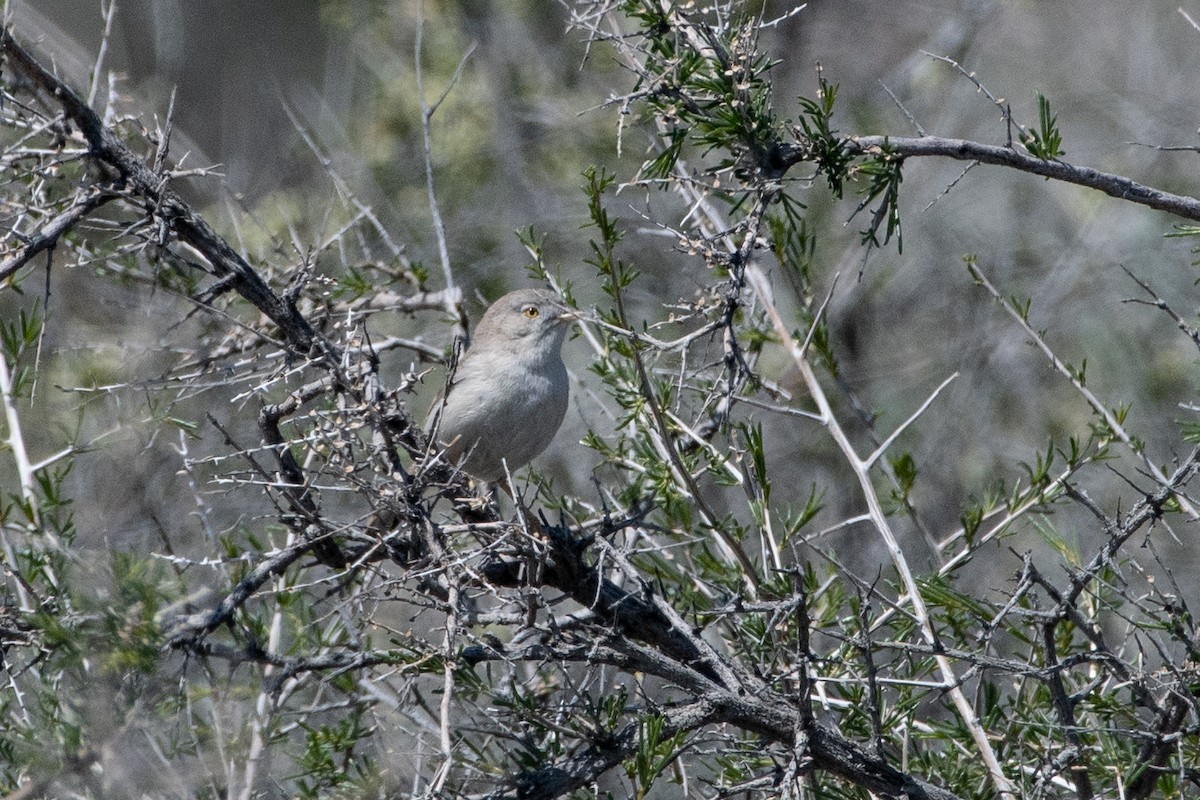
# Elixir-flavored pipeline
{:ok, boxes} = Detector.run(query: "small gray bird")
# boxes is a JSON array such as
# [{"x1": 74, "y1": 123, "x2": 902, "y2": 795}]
[{"x1": 427, "y1": 288, "x2": 575, "y2": 482}]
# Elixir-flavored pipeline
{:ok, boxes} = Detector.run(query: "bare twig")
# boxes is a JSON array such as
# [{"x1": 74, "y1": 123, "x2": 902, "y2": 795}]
[
  {"x1": 970, "y1": 261, "x2": 1200, "y2": 518},
  {"x1": 415, "y1": 1, "x2": 473, "y2": 334},
  {"x1": 747, "y1": 265, "x2": 1019, "y2": 800}
]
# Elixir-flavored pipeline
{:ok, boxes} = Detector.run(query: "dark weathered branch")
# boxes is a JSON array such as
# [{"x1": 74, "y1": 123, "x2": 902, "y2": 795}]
[
  {"x1": 478, "y1": 698, "x2": 717, "y2": 800},
  {"x1": 0, "y1": 185, "x2": 117, "y2": 279},
  {"x1": 1040, "y1": 617, "x2": 1095, "y2": 800},
  {"x1": 0, "y1": 28, "x2": 324, "y2": 355},
  {"x1": 476, "y1": 528, "x2": 966, "y2": 800},
  {"x1": 164, "y1": 533, "x2": 313, "y2": 646},
  {"x1": 471, "y1": 642, "x2": 965, "y2": 800},
  {"x1": 803, "y1": 135, "x2": 1200, "y2": 222},
  {"x1": 181, "y1": 639, "x2": 417, "y2": 690},
  {"x1": 480, "y1": 522, "x2": 727, "y2": 686},
  {"x1": 260, "y1": 399, "x2": 348, "y2": 568},
  {"x1": 1127, "y1": 693, "x2": 1192, "y2": 800}
]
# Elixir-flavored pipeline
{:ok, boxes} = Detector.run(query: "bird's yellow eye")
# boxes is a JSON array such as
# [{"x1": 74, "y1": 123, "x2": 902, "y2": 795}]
[{"x1": 523, "y1": 305, "x2": 539, "y2": 318}]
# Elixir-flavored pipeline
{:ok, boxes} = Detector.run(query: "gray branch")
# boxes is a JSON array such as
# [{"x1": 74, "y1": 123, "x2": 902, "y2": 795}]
[{"x1": 824, "y1": 135, "x2": 1200, "y2": 222}]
